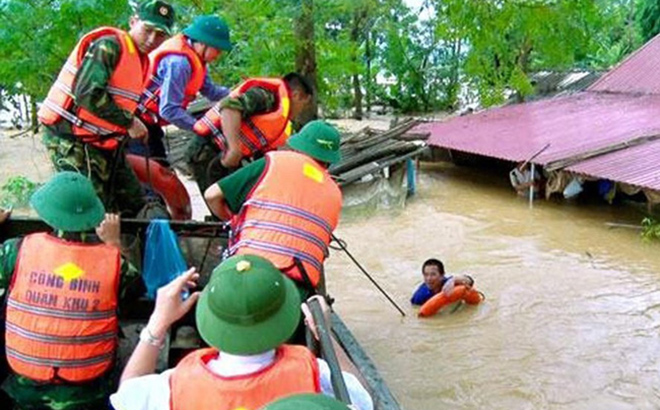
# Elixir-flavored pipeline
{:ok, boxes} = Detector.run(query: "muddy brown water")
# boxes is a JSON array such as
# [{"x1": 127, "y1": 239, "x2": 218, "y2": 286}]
[{"x1": 327, "y1": 162, "x2": 660, "y2": 410}]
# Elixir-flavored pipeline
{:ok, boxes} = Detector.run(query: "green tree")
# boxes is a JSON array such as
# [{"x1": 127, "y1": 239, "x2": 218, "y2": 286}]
[
  {"x1": 433, "y1": 0, "x2": 606, "y2": 106},
  {"x1": 637, "y1": 0, "x2": 660, "y2": 42},
  {"x1": 0, "y1": 0, "x2": 129, "y2": 129}
]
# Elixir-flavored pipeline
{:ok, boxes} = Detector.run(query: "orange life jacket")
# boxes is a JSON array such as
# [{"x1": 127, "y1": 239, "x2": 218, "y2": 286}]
[
  {"x1": 169, "y1": 345, "x2": 320, "y2": 410},
  {"x1": 125, "y1": 154, "x2": 192, "y2": 220},
  {"x1": 193, "y1": 78, "x2": 293, "y2": 158},
  {"x1": 137, "y1": 34, "x2": 207, "y2": 125},
  {"x1": 229, "y1": 151, "x2": 342, "y2": 287},
  {"x1": 418, "y1": 285, "x2": 484, "y2": 318},
  {"x1": 37, "y1": 27, "x2": 145, "y2": 150},
  {"x1": 5, "y1": 233, "x2": 120, "y2": 383}
]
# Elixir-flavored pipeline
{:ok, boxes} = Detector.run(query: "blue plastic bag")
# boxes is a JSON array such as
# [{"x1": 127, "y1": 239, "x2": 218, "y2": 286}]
[{"x1": 142, "y1": 220, "x2": 187, "y2": 300}]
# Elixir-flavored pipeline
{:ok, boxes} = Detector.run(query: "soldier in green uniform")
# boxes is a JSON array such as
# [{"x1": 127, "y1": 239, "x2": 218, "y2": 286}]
[
  {"x1": 0, "y1": 173, "x2": 142, "y2": 410},
  {"x1": 186, "y1": 73, "x2": 315, "y2": 194},
  {"x1": 40, "y1": 0, "x2": 175, "y2": 217}
]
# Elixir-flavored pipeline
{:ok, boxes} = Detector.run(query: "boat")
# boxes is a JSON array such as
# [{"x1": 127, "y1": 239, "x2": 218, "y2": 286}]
[{"x1": 0, "y1": 216, "x2": 402, "y2": 410}]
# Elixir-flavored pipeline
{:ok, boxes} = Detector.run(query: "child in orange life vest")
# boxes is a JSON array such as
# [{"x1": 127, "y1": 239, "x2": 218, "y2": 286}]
[
  {"x1": 0, "y1": 172, "x2": 141, "y2": 410},
  {"x1": 410, "y1": 258, "x2": 475, "y2": 305},
  {"x1": 111, "y1": 254, "x2": 373, "y2": 410}
]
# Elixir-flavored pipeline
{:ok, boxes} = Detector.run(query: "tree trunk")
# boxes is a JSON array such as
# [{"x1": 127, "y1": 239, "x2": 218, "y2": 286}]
[
  {"x1": 351, "y1": 8, "x2": 369, "y2": 120},
  {"x1": 295, "y1": 0, "x2": 318, "y2": 124},
  {"x1": 30, "y1": 96, "x2": 39, "y2": 133},
  {"x1": 22, "y1": 94, "x2": 30, "y2": 126},
  {"x1": 514, "y1": 37, "x2": 533, "y2": 103},
  {"x1": 446, "y1": 37, "x2": 462, "y2": 109},
  {"x1": 351, "y1": 9, "x2": 363, "y2": 120},
  {"x1": 365, "y1": 29, "x2": 372, "y2": 113}
]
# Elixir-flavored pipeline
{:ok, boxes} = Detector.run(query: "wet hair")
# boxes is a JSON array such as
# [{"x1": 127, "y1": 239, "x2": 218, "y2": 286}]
[
  {"x1": 422, "y1": 258, "x2": 445, "y2": 275},
  {"x1": 283, "y1": 72, "x2": 314, "y2": 97}
]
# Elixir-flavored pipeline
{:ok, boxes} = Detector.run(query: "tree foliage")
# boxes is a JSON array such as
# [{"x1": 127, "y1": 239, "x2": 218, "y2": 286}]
[
  {"x1": 0, "y1": 1, "x2": 128, "y2": 102},
  {"x1": 637, "y1": 0, "x2": 660, "y2": 42},
  {"x1": 0, "y1": 0, "x2": 654, "y2": 123}
]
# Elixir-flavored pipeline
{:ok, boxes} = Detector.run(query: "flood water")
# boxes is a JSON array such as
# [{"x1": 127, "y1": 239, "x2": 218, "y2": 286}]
[
  {"x1": 3, "y1": 132, "x2": 660, "y2": 409},
  {"x1": 327, "y1": 162, "x2": 660, "y2": 410}
]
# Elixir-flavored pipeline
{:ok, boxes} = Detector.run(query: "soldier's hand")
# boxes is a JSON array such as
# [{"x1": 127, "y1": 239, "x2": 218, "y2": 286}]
[
  {"x1": 147, "y1": 268, "x2": 201, "y2": 338},
  {"x1": 128, "y1": 117, "x2": 148, "y2": 140},
  {"x1": 96, "y1": 213, "x2": 121, "y2": 248},
  {"x1": 0, "y1": 207, "x2": 11, "y2": 224}
]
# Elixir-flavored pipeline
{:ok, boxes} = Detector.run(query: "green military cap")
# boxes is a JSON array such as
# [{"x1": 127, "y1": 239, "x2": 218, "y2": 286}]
[
  {"x1": 259, "y1": 394, "x2": 352, "y2": 410},
  {"x1": 30, "y1": 172, "x2": 105, "y2": 232},
  {"x1": 288, "y1": 120, "x2": 342, "y2": 164},
  {"x1": 137, "y1": 0, "x2": 175, "y2": 35},
  {"x1": 183, "y1": 15, "x2": 232, "y2": 51},
  {"x1": 196, "y1": 255, "x2": 301, "y2": 355}
]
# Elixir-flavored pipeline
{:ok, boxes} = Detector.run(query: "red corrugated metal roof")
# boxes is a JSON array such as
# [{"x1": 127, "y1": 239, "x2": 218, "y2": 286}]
[
  {"x1": 589, "y1": 34, "x2": 660, "y2": 94},
  {"x1": 417, "y1": 92, "x2": 660, "y2": 167},
  {"x1": 566, "y1": 139, "x2": 660, "y2": 190}
]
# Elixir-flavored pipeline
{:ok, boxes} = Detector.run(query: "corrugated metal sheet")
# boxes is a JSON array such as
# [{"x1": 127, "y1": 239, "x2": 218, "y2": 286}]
[
  {"x1": 589, "y1": 34, "x2": 660, "y2": 94},
  {"x1": 416, "y1": 92, "x2": 660, "y2": 167},
  {"x1": 566, "y1": 139, "x2": 660, "y2": 190}
]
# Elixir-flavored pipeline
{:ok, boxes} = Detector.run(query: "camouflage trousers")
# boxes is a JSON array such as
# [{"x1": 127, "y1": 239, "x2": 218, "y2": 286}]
[
  {"x1": 42, "y1": 130, "x2": 146, "y2": 217},
  {"x1": 2, "y1": 373, "x2": 113, "y2": 410}
]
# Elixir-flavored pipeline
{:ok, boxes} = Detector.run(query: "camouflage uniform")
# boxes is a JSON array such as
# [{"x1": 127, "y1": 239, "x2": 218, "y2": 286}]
[
  {"x1": 42, "y1": 36, "x2": 147, "y2": 217},
  {"x1": 0, "y1": 235, "x2": 141, "y2": 410},
  {"x1": 185, "y1": 86, "x2": 278, "y2": 193}
]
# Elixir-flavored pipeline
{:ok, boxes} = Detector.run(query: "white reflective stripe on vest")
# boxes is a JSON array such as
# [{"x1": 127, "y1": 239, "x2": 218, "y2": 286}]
[
  {"x1": 53, "y1": 81, "x2": 74, "y2": 98},
  {"x1": 6, "y1": 346, "x2": 114, "y2": 368},
  {"x1": 229, "y1": 239, "x2": 323, "y2": 273},
  {"x1": 244, "y1": 118, "x2": 269, "y2": 148},
  {"x1": 243, "y1": 199, "x2": 333, "y2": 236},
  {"x1": 107, "y1": 85, "x2": 141, "y2": 102},
  {"x1": 7, "y1": 298, "x2": 115, "y2": 320},
  {"x1": 64, "y1": 62, "x2": 77, "y2": 75},
  {"x1": 202, "y1": 116, "x2": 223, "y2": 138},
  {"x1": 6, "y1": 321, "x2": 115, "y2": 345},
  {"x1": 238, "y1": 130, "x2": 260, "y2": 153},
  {"x1": 236, "y1": 219, "x2": 329, "y2": 257},
  {"x1": 42, "y1": 100, "x2": 115, "y2": 136}
]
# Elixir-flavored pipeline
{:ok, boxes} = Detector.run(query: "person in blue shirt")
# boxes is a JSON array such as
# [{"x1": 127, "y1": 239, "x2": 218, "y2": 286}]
[
  {"x1": 411, "y1": 258, "x2": 474, "y2": 305},
  {"x1": 130, "y1": 15, "x2": 232, "y2": 164}
]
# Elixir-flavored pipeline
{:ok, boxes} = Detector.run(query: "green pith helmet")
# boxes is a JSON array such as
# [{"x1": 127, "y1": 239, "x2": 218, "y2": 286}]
[
  {"x1": 137, "y1": 0, "x2": 175, "y2": 35},
  {"x1": 287, "y1": 120, "x2": 342, "y2": 164},
  {"x1": 196, "y1": 255, "x2": 301, "y2": 355},
  {"x1": 183, "y1": 15, "x2": 232, "y2": 51},
  {"x1": 259, "y1": 394, "x2": 351, "y2": 410},
  {"x1": 30, "y1": 172, "x2": 105, "y2": 232}
]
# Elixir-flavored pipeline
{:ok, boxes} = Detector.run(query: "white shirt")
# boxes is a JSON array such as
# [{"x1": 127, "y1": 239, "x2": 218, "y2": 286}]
[{"x1": 110, "y1": 349, "x2": 373, "y2": 410}]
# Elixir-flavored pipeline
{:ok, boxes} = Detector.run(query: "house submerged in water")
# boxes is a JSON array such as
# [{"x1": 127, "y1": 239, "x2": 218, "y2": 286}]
[{"x1": 415, "y1": 34, "x2": 660, "y2": 208}]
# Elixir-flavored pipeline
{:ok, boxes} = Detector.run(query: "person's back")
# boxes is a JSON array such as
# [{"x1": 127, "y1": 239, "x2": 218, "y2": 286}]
[
  {"x1": 1, "y1": 172, "x2": 136, "y2": 410},
  {"x1": 187, "y1": 73, "x2": 314, "y2": 192},
  {"x1": 231, "y1": 150, "x2": 342, "y2": 289},
  {"x1": 204, "y1": 121, "x2": 343, "y2": 293}
]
